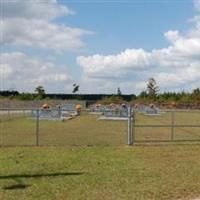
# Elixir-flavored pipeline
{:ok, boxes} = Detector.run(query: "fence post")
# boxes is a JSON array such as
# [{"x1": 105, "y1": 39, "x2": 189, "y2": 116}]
[
  {"x1": 132, "y1": 108, "x2": 135, "y2": 145},
  {"x1": 171, "y1": 111, "x2": 174, "y2": 140},
  {"x1": 127, "y1": 107, "x2": 133, "y2": 146},
  {"x1": 8, "y1": 109, "x2": 10, "y2": 120},
  {"x1": 36, "y1": 109, "x2": 39, "y2": 146}
]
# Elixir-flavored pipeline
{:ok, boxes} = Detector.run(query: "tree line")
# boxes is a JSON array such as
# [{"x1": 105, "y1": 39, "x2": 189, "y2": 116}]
[
  {"x1": 0, "y1": 79, "x2": 199, "y2": 106},
  {"x1": 134, "y1": 78, "x2": 200, "y2": 105}
]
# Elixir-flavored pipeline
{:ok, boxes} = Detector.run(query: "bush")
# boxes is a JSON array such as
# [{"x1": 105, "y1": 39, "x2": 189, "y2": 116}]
[
  {"x1": 97, "y1": 95, "x2": 125, "y2": 105},
  {"x1": 18, "y1": 93, "x2": 34, "y2": 100}
]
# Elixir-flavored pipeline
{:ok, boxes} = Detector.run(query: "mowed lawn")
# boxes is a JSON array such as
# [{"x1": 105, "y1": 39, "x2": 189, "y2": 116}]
[
  {"x1": 0, "y1": 111, "x2": 200, "y2": 146},
  {"x1": 134, "y1": 111, "x2": 200, "y2": 141},
  {"x1": 1, "y1": 111, "x2": 200, "y2": 199},
  {"x1": 1, "y1": 145, "x2": 200, "y2": 200},
  {"x1": 0, "y1": 113, "x2": 127, "y2": 146}
]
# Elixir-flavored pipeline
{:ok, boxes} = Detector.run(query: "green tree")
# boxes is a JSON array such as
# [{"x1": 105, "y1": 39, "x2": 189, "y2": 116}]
[
  {"x1": 191, "y1": 88, "x2": 200, "y2": 103},
  {"x1": 19, "y1": 93, "x2": 34, "y2": 100},
  {"x1": 134, "y1": 91, "x2": 149, "y2": 104},
  {"x1": 98, "y1": 95, "x2": 125, "y2": 105},
  {"x1": 139, "y1": 91, "x2": 148, "y2": 98},
  {"x1": 117, "y1": 87, "x2": 122, "y2": 96},
  {"x1": 35, "y1": 86, "x2": 45, "y2": 99},
  {"x1": 72, "y1": 83, "x2": 79, "y2": 93},
  {"x1": 147, "y1": 78, "x2": 159, "y2": 101}
]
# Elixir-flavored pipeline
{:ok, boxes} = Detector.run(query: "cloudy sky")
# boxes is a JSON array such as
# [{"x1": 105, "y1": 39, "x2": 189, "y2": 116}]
[{"x1": 1, "y1": 0, "x2": 200, "y2": 94}]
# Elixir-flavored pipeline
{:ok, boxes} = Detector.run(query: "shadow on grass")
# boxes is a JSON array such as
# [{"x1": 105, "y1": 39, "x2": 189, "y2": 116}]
[
  {"x1": 0, "y1": 172, "x2": 86, "y2": 180},
  {"x1": 2, "y1": 172, "x2": 86, "y2": 190},
  {"x1": 3, "y1": 184, "x2": 31, "y2": 190}
]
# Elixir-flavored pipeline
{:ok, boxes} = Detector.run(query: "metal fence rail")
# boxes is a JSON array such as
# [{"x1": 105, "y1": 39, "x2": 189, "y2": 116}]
[
  {"x1": 0, "y1": 108, "x2": 129, "y2": 147},
  {"x1": 0, "y1": 108, "x2": 200, "y2": 147},
  {"x1": 132, "y1": 110, "x2": 200, "y2": 144}
]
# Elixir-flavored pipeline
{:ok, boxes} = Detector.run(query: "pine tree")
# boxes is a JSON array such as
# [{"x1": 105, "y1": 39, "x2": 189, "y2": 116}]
[
  {"x1": 147, "y1": 78, "x2": 159, "y2": 101},
  {"x1": 117, "y1": 87, "x2": 122, "y2": 96}
]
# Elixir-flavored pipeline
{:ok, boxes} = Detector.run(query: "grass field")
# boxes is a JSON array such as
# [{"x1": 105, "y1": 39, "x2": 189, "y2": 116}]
[
  {"x1": 1, "y1": 145, "x2": 200, "y2": 200},
  {"x1": 0, "y1": 111, "x2": 200, "y2": 199},
  {"x1": 134, "y1": 111, "x2": 200, "y2": 141},
  {"x1": 0, "y1": 113, "x2": 127, "y2": 146},
  {"x1": 0, "y1": 111, "x2": 200, "y2": 146}
]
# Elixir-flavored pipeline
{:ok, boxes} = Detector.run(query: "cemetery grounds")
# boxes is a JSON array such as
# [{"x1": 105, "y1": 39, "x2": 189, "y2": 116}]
[{"x1": 0, "y1": 110, "x2": 200, "y2": 199}]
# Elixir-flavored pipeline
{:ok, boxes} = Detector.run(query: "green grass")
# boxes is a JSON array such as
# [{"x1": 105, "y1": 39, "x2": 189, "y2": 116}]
[
  {"x1": 1, "y1": 111, "x2": 200, "y2": 199},
  {"x1": 0, "y1": 113, "x2": 127, "y2": 146},
  {"x1": 1, "y1": 145, "x2": 200, "y2": 200},
  {"x1": 134, "y1": 111, "x2": 200, "y2": 141},
  {"x1": 0, "y1": 111, "x2": 200, "y2": 146}
]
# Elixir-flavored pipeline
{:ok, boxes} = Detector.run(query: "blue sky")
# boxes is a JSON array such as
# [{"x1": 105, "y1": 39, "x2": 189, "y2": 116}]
[
  {"x1": 61, "y1": 1, "x2": 194, "y2": 51},
  {"x1": 1, "y1": 0, "x2": 200, "y2": 94}
]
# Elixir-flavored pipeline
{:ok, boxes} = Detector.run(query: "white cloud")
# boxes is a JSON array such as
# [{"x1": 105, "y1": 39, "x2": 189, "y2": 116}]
[
  {"x1": 77, "y1": 2, "x2": 200, "y2": 94},
  {"x1": 0, "y1": 52, "x2": 72, "y2": 92},
  {"x1": 1, "y1": 0, "x2": 74, "y2": 20},
  {"x1": 154, "y1": 65, "x2": 200, "y2": 88},
  {"x1": 77, "y1": 49, "x2": 152, "y2": 78},
  {"x1": 1, "y1": 0, "x2": 92, "y2": 52},
  {"x1": 1, "y1": 1, "x2": 200, "y2": 94},
  {"x1": 164, "y1": 30, "x2": 180, "y2": 43},
  {"x1": 194, "y1": 0, "x2": 200, "y2": 12},
  {"x1": 1, "y1": 19, "x2": 92, "y2": 51}
]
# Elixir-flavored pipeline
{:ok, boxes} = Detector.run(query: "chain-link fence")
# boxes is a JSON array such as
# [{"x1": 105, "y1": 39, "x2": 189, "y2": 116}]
[
  {"x1": 133, "y1": 110, "x2": 200, "y2": 143},
  {"x1": 0, "y1": 108, "x2": 200, "y2": 147},
  {"x1": 0, "y1": 108, "x2": 129, "y2": 147}
]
